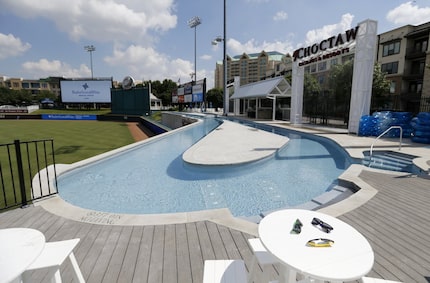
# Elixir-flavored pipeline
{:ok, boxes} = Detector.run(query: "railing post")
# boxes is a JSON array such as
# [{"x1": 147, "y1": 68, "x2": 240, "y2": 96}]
[{"x1": 14, "y1": 139, "x2": 28, "y2": 207}]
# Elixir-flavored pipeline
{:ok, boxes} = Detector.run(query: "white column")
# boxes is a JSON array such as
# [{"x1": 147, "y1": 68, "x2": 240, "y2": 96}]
[
  {"x1": 290, "y1": 60, "x2": 303, "y2": 125},
  {"x1": 348, "y1": 19, "x2": 378, "y2": 134}
]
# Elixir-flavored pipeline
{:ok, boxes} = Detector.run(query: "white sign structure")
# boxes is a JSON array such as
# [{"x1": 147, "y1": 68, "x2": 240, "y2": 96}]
[
  {"x1": 290, "y1": 19, "x2": 378, "y2": 133},
  {"x1": 348, "y1": 19, "x2": 378, "y2": 133},
  {"x1": 60, "y1": 80, "x2": 112, "y2": 103}
]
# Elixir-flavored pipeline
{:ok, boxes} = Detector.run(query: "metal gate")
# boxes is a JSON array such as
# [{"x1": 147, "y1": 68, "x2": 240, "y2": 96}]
[{"x1": 0, "y1": 139, "x2": 57, "y2": 210}]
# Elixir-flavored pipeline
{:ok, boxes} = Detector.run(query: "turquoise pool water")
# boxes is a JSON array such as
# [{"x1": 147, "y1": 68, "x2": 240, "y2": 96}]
[{"x1": 57, "y1": 117, "x2": 353, "y2": 217}]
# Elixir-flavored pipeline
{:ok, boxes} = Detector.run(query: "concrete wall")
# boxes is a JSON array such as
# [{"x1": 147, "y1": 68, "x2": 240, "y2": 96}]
[{"x1": 161, "y1": 112, "x2": 197, "y2": 129}]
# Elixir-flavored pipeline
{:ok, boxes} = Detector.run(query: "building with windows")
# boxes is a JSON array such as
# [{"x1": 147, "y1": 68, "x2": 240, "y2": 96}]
[
  {"x1": 0, "y1": 76, "x2": 62, "y2": 97},
  {"x1": 377, "y1": 21, "x2": 430, "y2": 113},
  {"x1": 216, "y1": 21, "x2": 430, "y2": 116},
  {"x1": 214, "y1": 51, "x2": 292, "y2": 89}
]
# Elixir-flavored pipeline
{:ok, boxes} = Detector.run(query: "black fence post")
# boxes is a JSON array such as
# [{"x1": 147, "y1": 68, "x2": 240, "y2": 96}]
[{"x1": 14, "y1": 139, "x2": 28, "y2": 207}]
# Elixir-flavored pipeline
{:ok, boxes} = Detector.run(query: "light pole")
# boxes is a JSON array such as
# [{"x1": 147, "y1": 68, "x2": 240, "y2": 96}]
[
  {"x1": 84, "y1": 45, "x2": 96, "y2": 79},
  {"x1": 188, "y1": 16, "x2": 201, "y2": 82},
  {"x1": 212, "y1": 0, "x2": 227, "y2": 115}
]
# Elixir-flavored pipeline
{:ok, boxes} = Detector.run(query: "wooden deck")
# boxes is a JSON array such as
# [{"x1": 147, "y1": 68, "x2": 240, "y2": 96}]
[{"x1": 1, "y1": 170, "x2": 430, "y2": 282}]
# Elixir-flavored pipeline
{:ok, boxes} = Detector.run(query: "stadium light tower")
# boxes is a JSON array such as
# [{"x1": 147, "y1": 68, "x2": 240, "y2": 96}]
[
  {"x1": 212, "y1": 0, "x2": 228, "y2": 115},
  {"x1": 84, "y1": 45, "x2": 96, "y2": 79},
  {"x1": 188, "y1": 16, "x2": 201, "y2": 82}
]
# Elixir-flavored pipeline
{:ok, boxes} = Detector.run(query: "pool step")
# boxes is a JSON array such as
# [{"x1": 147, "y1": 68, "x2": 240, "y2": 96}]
[
  {"x1": 255, "y1": 185, "x2": 352, "y2": 222},
  {"x1": 362, "y1": 151, "x2": 416, "y2": 172},
  {"x1": 200, "y1": 184, "x2": 227, "y2": 210}
]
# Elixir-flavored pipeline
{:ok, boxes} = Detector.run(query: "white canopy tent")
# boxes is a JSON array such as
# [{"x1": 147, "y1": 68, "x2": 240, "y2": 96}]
[
  {"x1": 230, "y1": 76, "x2": 291, "y2": 120},
  {"x1": 150, "y1": 93, "x2": 162, "y2": 110}
]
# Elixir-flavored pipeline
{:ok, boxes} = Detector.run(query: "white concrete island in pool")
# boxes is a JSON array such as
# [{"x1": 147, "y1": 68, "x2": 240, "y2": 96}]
[{"x1": 182, "y1": 120, "x2": 289, "y2": 165}]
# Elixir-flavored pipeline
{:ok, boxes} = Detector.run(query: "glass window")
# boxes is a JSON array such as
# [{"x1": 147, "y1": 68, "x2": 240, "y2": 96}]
[
  {"x1": 411, "y1": 60, "x2": 425, "y2": 75},
  {"x1": 310, "y1": 64, "x2": 316, "y2": 73},
  {"x1": 409, "y1": 82, "x2": 423, "y2": 93},
  {"x1": 383, "y1": 41, "x2": 400, "y2": 56},
  {"x1": 381, "y1": 62, "x2": 398, "y2": 74},
  {"x1": 389, "y1": 81, "x2": 396, "y2": 94},
  {"x1": 414, "y1": 39, "x2": 428, "y2": 52},
  {"x1": 330, "y1": 58, "x2": 338, "y2": 66},
  {"x1": 22, "y1": 82, "x2": 30, "y2": 88},
  {"x1": 318, "y1": 61, "x2": 327, "y2": 71}
]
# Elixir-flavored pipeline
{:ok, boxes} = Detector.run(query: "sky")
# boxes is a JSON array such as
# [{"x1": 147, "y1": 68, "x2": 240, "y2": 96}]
[{"x1": 1, "y1": 0, "x2": 430, "y2": 90}]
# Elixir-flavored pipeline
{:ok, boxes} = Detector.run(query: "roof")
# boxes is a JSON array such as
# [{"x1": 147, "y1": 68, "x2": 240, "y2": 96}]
[
  {"x1": 230, "y1": 76, "x2": 291, "y2": 100},
  {"x1": 150, "y1": 93, "x2": 161, "y2": 101},
  {"x1": 231, "y1": 51, "x2": 285, "y2": 61}
]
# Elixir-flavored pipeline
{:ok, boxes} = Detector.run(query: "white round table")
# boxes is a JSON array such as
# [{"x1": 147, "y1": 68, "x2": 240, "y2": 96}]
[
  {"x1": 258, "y1": 209, "x2": 374, "y2": 283},
  {"x1": 0, "y1": 228, "x2": 45, "y2": 283}
]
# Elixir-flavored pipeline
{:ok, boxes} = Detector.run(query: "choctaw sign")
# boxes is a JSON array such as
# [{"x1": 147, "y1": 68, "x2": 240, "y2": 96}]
[{"x1": 290, "y1": 19, "x2": 378, "y2": 134}]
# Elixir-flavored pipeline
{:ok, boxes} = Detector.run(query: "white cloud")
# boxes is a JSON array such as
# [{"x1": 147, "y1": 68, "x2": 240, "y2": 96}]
[
  {"x1": 22, "y1": 59, "x2": 90, "y2": 78},
  {"x1": 0, "y1": 33, "x2": 31, "y2": 60},
  {"x1": 104, "y1": 44, "x2": 194, "y2": 83},
  {"x1": 200, "y1": 54, "x2": 212, "y2": 60},
  {"x1": 386, "y1": 1, "x2": 430, "y2": 26},
  {"x1": 273, "y1": 11, "x2": 288, "y2": 21},
  {"x1": 1, "y1": 0, "x2": 177, "y2": 42},
  {"x1": 223, "y1": 13, "x2": 356, "y2": 59},
  {"x1": 227, "y1": 37, "x2": 294, "y2": 55},
  {"x1": 304, "y1": 13, "x2": 354, "y2": 45}
]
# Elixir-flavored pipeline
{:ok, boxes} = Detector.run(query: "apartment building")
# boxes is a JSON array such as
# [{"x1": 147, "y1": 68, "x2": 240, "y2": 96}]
[
  {"x1": 214, "y1": 51, "x2": 291, "y2": 88},
  {"x1": 0, "y1": 76, "x2": 62, "y2": 97},
  {"x1": 215, "y1": 21, "x2": 430, "y2": 114},
  {"x1": 378, "y1": 21, "x2": 430, "y2": 113}
]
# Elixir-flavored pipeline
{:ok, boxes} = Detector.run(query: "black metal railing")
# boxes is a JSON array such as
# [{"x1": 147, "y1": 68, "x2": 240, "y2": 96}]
[{"x1": 0, "y1": 139, "x2": 57, "y2": 210}]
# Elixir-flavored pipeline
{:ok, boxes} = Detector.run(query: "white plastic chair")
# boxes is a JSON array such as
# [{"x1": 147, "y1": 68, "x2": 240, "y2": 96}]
[
  {"x1": 22, "y1": 238, "x2": 85, "y2": 283},
  {"x1": 247, "y1": 238, "x2": 279, "y2": 283},
  {"x1": 203, "y1": 259, "x2": 247, "y2": 283},
  {"x1": 361, "y1": 277, "x2": 402, "y2": 283}
]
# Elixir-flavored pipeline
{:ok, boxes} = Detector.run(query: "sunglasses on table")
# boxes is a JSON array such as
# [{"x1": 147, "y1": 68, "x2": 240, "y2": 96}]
[{"x1": 311, "y1": 217, "x2": 333, "y2": 233}]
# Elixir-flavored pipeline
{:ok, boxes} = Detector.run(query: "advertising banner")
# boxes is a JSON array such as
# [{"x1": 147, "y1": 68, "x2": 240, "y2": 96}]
[
  {"x1": 60, "y1": 80, "x2": 112, "y2": 103},
  {"x1": 192, "y1": 84, "x2": 203, "y2": 102}
]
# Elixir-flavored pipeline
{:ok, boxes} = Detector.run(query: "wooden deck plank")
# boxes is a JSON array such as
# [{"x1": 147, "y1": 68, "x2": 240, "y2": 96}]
[
  {"x1": 133, "y1": 225, "x2": 154, "y2": 283},
  {"x1": 186, "y1": 222, "x2": 204, "y2": 282},
  {"x1": 147, "y1": 225, "x2": 164, "y2": 283},
  {"x1": 163, "y1": 224, "x2": 177, "y2": 283},
  {"x1": 119, "y1": 226, "x2": 143, "y2": 282},
  {"x1": 175, "y1": 224, "x2": 192, "y2": 283},
  {"x1": 1, "y1": 169, "x2": 430, "y2": 282},
  {"x1": 205, "y1": 221, "x2": 229, "y2": 259},
  {"x1": 196, "y1": 221, "x2": 216, "y2": 261},
  {"x1": 104, "y1": 226, "x2": 134, "y2": 282},
  {"x1": 338, "y1": 170, "x2": 430, "y2": 283},
  {"x1": 83, "y1": 225, "x2": 114, "y2": 283}
]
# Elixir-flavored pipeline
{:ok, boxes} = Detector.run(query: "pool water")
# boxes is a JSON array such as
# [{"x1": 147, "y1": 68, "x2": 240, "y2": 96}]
[{"x1": 57, "y1": 117, "x2": 353, "y2": 217}]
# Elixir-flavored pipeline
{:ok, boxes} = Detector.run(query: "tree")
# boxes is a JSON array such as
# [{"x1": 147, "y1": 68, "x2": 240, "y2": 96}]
[
  {"x1": 303, "y1": 73, "x2": 322, "y2": 118},
  {"x1": 206, "y1": 88, "x2": 223, "y2": 108},
  {"x1": 0, "y1": 87, "x2": 32, "y2": 106},
  {"x1": 371, "y1": 63, "x2": 391, "y2": 111},
  {"x1": 146, "y1": 79, "x2": 177, "y2": 107},
  {"x1": 327, "y1": 60, "x2": 354, "y2": 122},
  {"x1": 34, "y1": 90, "x2": 58, "y2": 103}
]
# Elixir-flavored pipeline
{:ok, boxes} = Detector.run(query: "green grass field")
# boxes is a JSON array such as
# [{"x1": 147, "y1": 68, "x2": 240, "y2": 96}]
[
  {"x1": 0, "y1": 120, "x2": 135, "y2": 164},
  {"x1": 0, "y1": 119, "x2": 137, "y2": 209}
]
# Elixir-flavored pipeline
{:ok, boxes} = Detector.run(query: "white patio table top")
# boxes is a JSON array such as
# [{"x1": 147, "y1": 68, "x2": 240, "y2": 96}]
[
  {"x1": 258, "y1": 209, "x2": 374, "y2": 283},
  {"x1": 0, "y1": 228, "x2": 45, "y2": 283}
]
